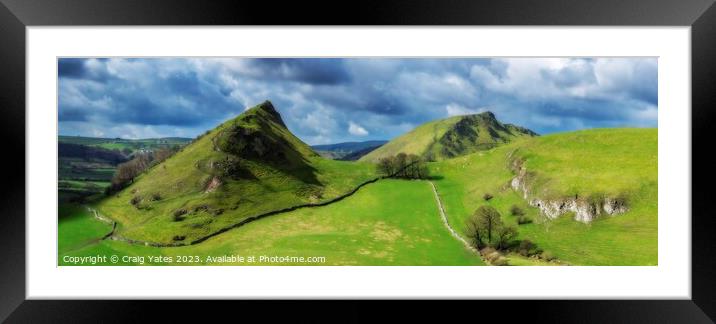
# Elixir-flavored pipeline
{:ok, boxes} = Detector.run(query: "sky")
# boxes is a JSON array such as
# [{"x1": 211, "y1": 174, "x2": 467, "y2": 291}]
[{"x1": 58, "y1": 57, "x2": 657, "y2": 145}]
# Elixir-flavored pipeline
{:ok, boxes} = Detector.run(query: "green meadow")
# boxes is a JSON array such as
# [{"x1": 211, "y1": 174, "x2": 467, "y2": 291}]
[{"x1": 60, "y1": 180, "x2": 484, "y2": 266}]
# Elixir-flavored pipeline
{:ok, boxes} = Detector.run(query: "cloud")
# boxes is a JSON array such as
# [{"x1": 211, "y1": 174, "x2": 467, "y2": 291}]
[
  {"x1": 445, "y1": 103, "x2": 487, "y2": 117},
  {"x1": 58, "y1": 57, "x2": 658, "y2": 144},
  {"x1": 348, "y1": 121, "x2": 369, "y2": 136}
]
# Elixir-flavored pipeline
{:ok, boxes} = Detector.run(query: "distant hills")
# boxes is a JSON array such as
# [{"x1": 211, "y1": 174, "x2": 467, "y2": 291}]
[
  {"x1": 312, "y1": 140, "x2": 387, "y2": 160},
  {"x1": 360, "y1": 111, "x2": 537, "y2": 162}
]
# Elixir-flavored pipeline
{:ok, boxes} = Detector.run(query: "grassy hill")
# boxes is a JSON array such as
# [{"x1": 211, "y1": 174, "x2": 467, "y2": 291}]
[
  {"x1": 96, "y1": 101, "x2": 376, "y2": 244},
  {"x1": 431, "y1": 128, "x2": 657, "y2": 265},
  {"x1": 360, "y1": 111, "x2": 536, "y2": 162}
]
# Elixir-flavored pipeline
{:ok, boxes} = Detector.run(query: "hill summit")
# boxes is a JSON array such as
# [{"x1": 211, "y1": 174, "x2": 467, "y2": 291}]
[
  {"x1": 360, "y1": 111, "x2": 537, "y2": 162},
  {"x1": 214, "y1": 100, "x2": 318, "y2": 175}
]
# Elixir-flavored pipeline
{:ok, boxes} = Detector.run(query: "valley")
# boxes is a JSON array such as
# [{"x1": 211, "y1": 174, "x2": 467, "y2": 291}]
[{"x1": 58, "y1": 101, "x2": 657, "y2": 266}]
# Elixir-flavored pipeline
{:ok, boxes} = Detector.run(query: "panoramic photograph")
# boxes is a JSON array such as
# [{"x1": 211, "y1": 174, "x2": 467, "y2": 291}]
[{"x1": 57, "y1": 57, "x2": 657, "y2": 266}]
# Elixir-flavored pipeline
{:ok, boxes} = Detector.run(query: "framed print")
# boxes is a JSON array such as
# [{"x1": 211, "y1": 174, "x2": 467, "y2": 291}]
[{"x1": 2, "y1": 0, "x2": 716, "y2": 322}]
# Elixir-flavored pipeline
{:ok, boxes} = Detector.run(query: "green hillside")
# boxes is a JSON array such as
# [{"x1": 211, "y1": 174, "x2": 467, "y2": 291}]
[
  {"x1": 360, "y1": 111, "x2": 536, "y2": 162},
  {"x1": 97, "y1": 101, "x2": 376, "y2": 244},
  {"x1": 431, "y1": 128, "x2": 657, "y2": 265},
  {"x1": 62, "y1": 180, "x2": 484, "y2": 265}
]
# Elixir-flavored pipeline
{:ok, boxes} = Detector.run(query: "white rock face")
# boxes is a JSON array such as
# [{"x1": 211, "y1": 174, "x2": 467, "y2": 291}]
[{"x1": 509, "y1": 158, "x2": 627, "y2": 223}]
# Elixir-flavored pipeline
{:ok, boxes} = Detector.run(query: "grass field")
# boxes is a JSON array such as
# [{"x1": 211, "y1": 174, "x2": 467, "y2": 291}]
[
  {"x1": 431, "y1": 128, "x2": 657, "y2": 265},
  {"x1": 60, "y1": 180, "x2": 484, "y2": 265},
  {"x1": 58, "y1": 204, "x2": 114, "y2": 258}
]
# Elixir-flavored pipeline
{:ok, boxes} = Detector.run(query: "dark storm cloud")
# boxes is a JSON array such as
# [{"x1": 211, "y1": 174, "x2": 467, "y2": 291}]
[
  {"x1": 246, "y1": 58, "x2": 352, "y2": 85},
  {"x1": 58, "y1": 57, "x2": 657, "y2": 143},
  {"x1": 58, "y1": 58, "x2": 86, "y2": 78}
]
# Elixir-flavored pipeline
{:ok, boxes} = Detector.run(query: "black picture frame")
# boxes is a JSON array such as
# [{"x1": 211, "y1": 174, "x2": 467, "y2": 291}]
[{"x1": 1, "y1": 0, "x2": 715, "y2": 322}]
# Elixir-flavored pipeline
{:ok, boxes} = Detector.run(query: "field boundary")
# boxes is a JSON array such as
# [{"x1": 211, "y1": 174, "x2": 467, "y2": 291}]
[
  {"x1": 428, "y1": 181, "x2": 486, "y2": 262},
  {"x1": 100, "y1": 164, "x2": 421, "y2": 247},
  {"x1": 101, "y1": 176, "x2": 385, "y2": 247},
  {"x1": 97, "y1": 162, "x2": 427, "y2": 247}
]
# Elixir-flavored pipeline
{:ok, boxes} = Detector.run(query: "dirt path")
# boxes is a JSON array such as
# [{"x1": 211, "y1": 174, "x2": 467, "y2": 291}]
[{"x1": 428, "y1": 181, "x2": 481, "y2": 256}]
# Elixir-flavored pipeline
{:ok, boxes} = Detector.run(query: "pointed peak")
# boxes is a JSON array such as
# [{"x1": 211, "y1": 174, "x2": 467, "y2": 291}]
[
  {"x1": 454, "y1": 110, "x2": 497, "y2": 123},
  {"x1": 257, "y1": 100, "x2": 277, "y2": 113},
  {"x1": 474, "y1": 111, "x2": 496, "y2": 119},
  {"x1": 244, "y1": 100, "x2": 286, "y2": 127},
  {"x1": 481, "y1": 110, "x2": 496, "y2": 118}
]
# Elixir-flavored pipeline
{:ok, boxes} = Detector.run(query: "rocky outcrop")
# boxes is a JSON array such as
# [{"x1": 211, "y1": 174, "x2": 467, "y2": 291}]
[
  {"x1": 204, "y1": 176, "x2": 222, "y2": 193},
  {"x1": 526, "y1": 197, "x2": 627, "y2": 223},
  {"x1": 509, "y1": 156, "x2": 627, "y2": 223}
]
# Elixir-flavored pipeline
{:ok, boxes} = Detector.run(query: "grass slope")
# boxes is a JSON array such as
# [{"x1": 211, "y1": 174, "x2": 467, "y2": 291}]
[
  {"x1": 97, "y1": 101, "x2": 376, "y2": 244},
  {"x1": 360, "y1": 112, "x2": 536, "y2": 162},
  {"x1": 431, "y1": 128, "x2": 657, "y2": 265},
  {"x1": 61, "y1": 180, "x2": 484, "y2": 266}
]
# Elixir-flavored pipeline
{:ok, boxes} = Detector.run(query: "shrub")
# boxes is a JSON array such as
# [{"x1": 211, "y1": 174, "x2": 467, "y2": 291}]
[
  {"x1": 173, "y1": 209, "x2": 188, "y2": 221},
  {"x1": 541, "y1": 251, "x2": 556, "y2": 261},
  {"x1": 150, "y1": 193, "x2": 162, "y2": 201},
  {"x1": 510, "y1": 205, "x2": 524, "y2": 216},
  {"x1": 130, "y1": 196, "x2": 142, "y2": 206},
  {"x1": 483, "y1": 193, "x2": 494, "y2": 201},
  {"x1": 517, "y1": 216, "x2": 532, "y2": 225},
  {"x1": 172, "y1": 235, "x2": 186, "y2": 241},
  {"x1": 495, "y1": 225, "x2": 517, "y2": 250},
  {"x1": 518, "y1": 240, "x2": 536, "y2": 257},
  {"x1": 480, "y1": 247, "x2": 496, "y2": 255},
  {"x1": 487, "y1": 252, "x2": 502, "y2": 263},
  {"x1": 492, "y1": 256, "x2": 508, "y2": 266}
]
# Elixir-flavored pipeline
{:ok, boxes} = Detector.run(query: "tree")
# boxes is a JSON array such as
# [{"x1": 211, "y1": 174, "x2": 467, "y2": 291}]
[
  {"x1": 465, "y1": 205, "x2": 509, "y2": 249},
  {"x1": 106, "y1": 151, "x2": 160, "y2": 195},
  {"x1": 510, "y1": 204, "x2": 525, "y2": 216},
  {"x1": 394, "y1": 153, "x2": 407, "y2": 177},
  {"x1": 377, "y1": 157, "x2": 394, "y2": 177},
  {"x1": 376, "y1": 153, "x2": 430, "y2": 179},
  {"x1": 476, "y1": 205, "x2": 502, "y2": 244},
  {"x1": 495, "y1": 225, "x2": 517, "y2": 250},
  {"x1": 465, "y1": 214, "x2": 485, "y2": 249},
  {"x1": 153, "y1": 147, "x2": 174, "y2": 163}
]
